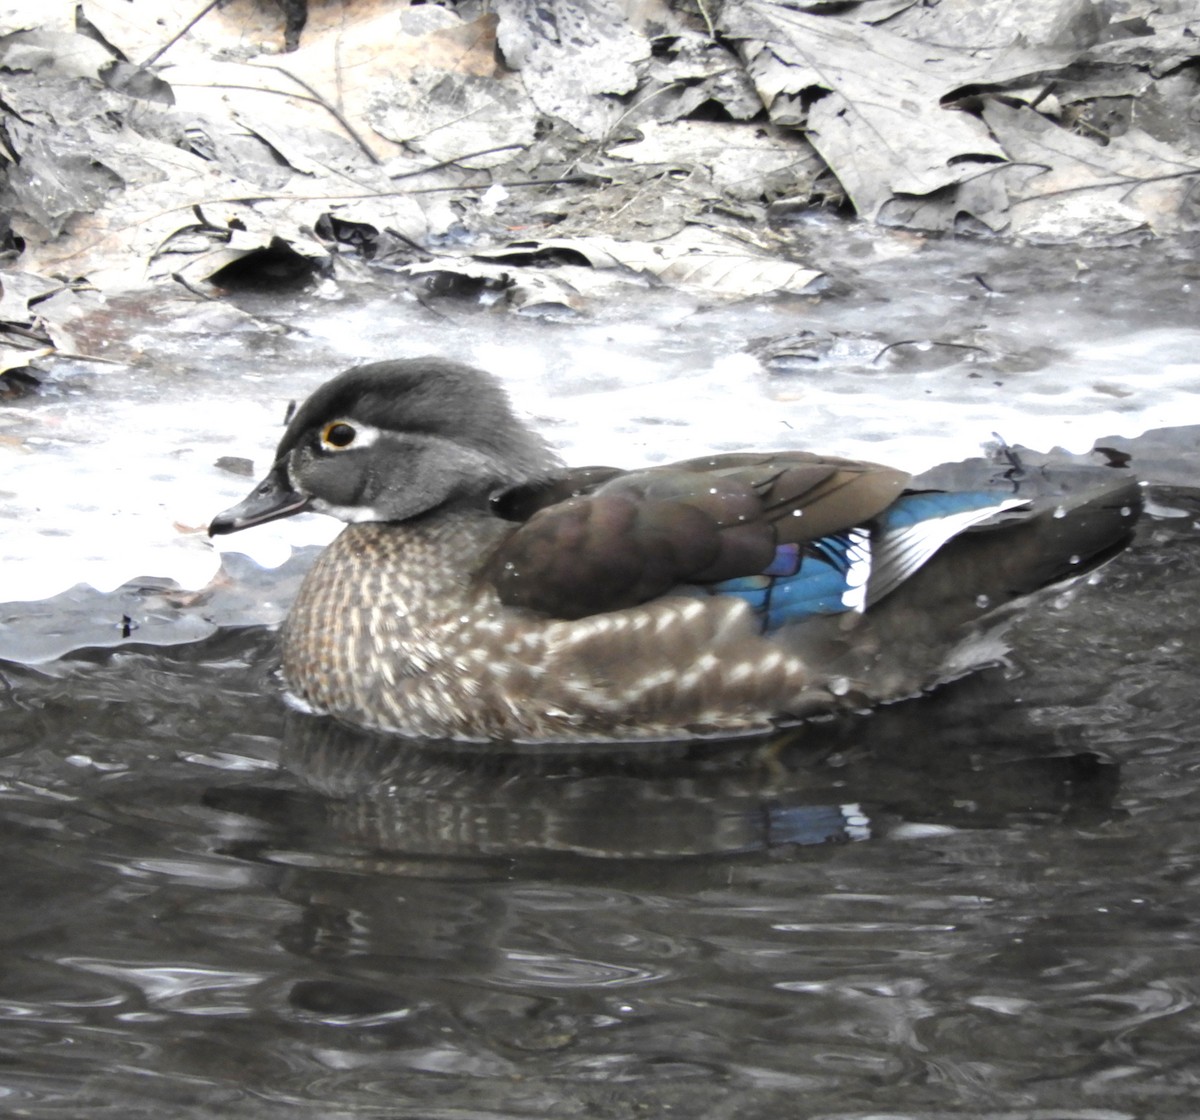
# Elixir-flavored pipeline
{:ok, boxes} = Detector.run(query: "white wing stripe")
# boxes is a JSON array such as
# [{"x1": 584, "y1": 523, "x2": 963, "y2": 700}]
[{"x1": 867, "y1": 500, "x2": 1027, "y2": 605}]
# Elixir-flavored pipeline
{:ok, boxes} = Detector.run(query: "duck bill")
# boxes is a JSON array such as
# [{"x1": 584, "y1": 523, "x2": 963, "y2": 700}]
[{"x1": 209, "y1": 469, "x2": 310, "y2": 535}]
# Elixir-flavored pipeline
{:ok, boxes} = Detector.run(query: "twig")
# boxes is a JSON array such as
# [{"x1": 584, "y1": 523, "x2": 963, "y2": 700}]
[
  {"x1": 380, "y1": 227, "x2": 434, "y2": 259},
  {"x1": 169, "y1": 271, "x2": 318, "y2": 337},
  {"x1": 171, "y1": 80, "x2": 326, "y2": 108},
  {"x1": 142, "y1": 0, "x2": 223, "y2": 67},
  {"x1": 389, "y1": 144, "x2": 530, "y2": 180},
  {"x1": 249, "y1": 63, "x2": 383, "y2": 165},
  {"x1": 407, "y1": 176, "x2": 594, "y2": 195},
  {"x1": 1029, "y1": 82, "x2": 1057, "y2": 111},
  {"x1": 953, "y1": 159, "x2": 1200, "y2": 207},
  {"x1": 1019, "y1": 166, "x2": 1200, "y2": 202},
  {"x1": 146, "y1": 206, "x2": 231, "y2": 263},
  {"x1": 562, "y1": 78, "x2": 689, "y2": 178},
  {"x1": 171, "y1": 272, "x2": 220, "y2": 300},
  {"x1": 991, "y1": 431, "x2": 1026, "y2": 486},
  {"x1": 47, "y1": 351, "x2": 127, "y2": 366},
  {"x1": 134, "y1": 181, "x2": 591, "y2": 216},
  {"x1": 179, "y1": 66, "x2": 382, "y2": 167},
  {"x1": 871, "y1": 340, "x2": 987, "y2": 365}
]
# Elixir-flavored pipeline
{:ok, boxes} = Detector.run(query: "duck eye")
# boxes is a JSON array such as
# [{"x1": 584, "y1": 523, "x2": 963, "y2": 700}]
[{"x1": 321, "y1": 421, "x2": 357, "y2": 449}]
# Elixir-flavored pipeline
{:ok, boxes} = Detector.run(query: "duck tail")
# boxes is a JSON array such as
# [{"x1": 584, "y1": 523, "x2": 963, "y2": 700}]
[{"x1": 962, "y1": 473, "x2": 1142, "y2": 598}]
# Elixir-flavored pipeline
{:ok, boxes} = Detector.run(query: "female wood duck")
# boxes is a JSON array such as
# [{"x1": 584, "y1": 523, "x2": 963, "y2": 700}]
[{"x1": 210, "y1": 358, "x2": 1141, "y2": 743}]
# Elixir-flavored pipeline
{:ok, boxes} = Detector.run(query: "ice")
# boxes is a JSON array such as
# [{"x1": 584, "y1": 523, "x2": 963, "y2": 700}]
[{"x1": 2, "y1": 231, "x2": 1198, "y2": 642}]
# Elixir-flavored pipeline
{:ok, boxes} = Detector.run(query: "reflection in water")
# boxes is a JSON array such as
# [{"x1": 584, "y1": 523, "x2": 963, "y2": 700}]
[
  {"x1": 0, "y1": 492, "x2": 1198, "y2": 1117},
  {"x1": 205, "y1": 692, "x2": 1122, "y2": 865}
]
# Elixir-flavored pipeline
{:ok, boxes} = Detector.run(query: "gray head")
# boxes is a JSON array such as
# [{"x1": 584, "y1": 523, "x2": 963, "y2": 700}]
[{"x1": 210, "y1": 358, "x2": 560, "y2": 534}]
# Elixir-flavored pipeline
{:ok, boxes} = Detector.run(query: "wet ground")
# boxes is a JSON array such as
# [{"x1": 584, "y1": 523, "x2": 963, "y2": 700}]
[{"x1": 2, "y1": 226, "x2": 1200, "y2": 1117}]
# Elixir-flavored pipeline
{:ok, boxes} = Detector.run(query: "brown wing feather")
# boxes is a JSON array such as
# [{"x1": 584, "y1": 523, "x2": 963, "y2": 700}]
[
  {"x1": 756, "y1": 461, "x2": 911, "y2": 542},
  {"x1": 490, "y1": 466, "x2": 623, "y2": 521},
  {"x1": 486, "y1": 452, "x2": 911, "y2": 619}
]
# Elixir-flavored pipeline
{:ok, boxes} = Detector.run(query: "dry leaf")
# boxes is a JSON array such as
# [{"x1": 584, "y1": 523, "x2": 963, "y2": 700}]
[
  {"x1": 2, "y1": 0, "x2": 74, "y2": 35},
  {"x1": 609, "y1": 120, "x2": 823, "y2": 202},
  {"x1": 720, "y1": 2, "x2": 1007, "y2": 219},
  {"x1": 492, "y1": 0, "x2": 655, "y2": 137},
  {"x1": 478, "y1": 227, "x2": 824, "y2": 298},
  {"x1": 82, "y1": 0, "x2": 285, "y2": 64},
  {"x1": 983, "y1": 100, "x2": 1200, "y2": 239},
  {"x1": 367, "y1": 68, "x2": 537, "y2": 168},
  {"x1": 0, "y1": 345, "x2": 53, "y2": 374}
]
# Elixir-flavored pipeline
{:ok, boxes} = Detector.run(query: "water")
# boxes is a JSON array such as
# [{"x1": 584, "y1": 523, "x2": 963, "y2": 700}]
[
  {"x1": 3, "y1": 504, "x2": 1199, "y2": 1116},
  {"x1": 2, "y1": 226, "x2": 1200, "y2": 1116}
]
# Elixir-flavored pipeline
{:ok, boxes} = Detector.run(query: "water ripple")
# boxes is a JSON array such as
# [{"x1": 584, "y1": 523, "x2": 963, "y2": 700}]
[
  {"x1": 62, "y1": 959, "x2": 265, "y2": 1015},
  {"x1": 494, "y1": 950, "x2": 668, "y2": 989}
]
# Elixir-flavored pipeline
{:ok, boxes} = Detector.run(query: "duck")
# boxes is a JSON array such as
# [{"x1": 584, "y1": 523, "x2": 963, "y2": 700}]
[{"x1": 209, "y1": 357, "x2": 1142, "y2": 743}]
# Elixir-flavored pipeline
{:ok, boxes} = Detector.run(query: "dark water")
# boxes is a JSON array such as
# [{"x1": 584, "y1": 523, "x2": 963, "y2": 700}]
[{"x1": 2, "y1": 483, "x2": 1199, "y2": 1118}]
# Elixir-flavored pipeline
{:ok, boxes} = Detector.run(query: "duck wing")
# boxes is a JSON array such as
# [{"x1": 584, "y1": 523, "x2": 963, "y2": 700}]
[{"x1": 484, "y1": 452, "x2": 910, "y2": 620}]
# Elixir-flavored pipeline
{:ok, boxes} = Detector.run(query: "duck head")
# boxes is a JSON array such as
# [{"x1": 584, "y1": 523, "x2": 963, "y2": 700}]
[{"x1": 209, "y1": 358, "x2": 559, "y2": 535}]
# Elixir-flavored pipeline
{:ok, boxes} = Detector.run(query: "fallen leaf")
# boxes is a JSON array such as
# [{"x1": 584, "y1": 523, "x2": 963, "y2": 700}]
[
  {"x1": 81, "y1": 0, "x2": 284, "y2": 64},
  {"x1": 0, "y1": 28, "x2": 114, "y2": 79},
  {"x1": 0, "y1": 271, "x2": 65, "y2": 322},
  {"x1": 477, "y1": 226, "x2": 825, "y2": 298},
  {"x1": 632, "y1": 30, "x2": 763, "y2": 124},
  {"x1": 719, "y1": 2, "x2": 1007, "y2": 219},
  {"x1": 367, "y1": 68, "x2": 537, "y2": 168},
  {"x1": 883, "y1": 0, "x2": 1106, "y2": 51},
  {"x1": 877, "y1": 163, "x2": 1045, "y2": 234},
  {"x1": 609, "y1": 120, "x2": 823, "y2": 202},
  {"x1": 1087, "y1": 3, "x2": 1200, "y2": 76},
  {"x1": 2, "y1": 0, "x2": 74, "y2": 35},
  {"x1": 0, "y1": 344, "x2": 53, "y2": 374},
  {"x1": 492, "y1": 0, "x2": 656, "y2": 137},
  {"x1": 982, "y1": 99, "x2": 1200, "y2": 239}
]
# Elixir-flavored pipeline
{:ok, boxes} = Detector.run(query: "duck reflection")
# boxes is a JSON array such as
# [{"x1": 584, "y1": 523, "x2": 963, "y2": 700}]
[
  {"x1": 206, "y1": 669, "x2": 1120, "y2": 866},
  {"x1": 198, "y1": 673, "x2": 1123, "y2": 1047}
]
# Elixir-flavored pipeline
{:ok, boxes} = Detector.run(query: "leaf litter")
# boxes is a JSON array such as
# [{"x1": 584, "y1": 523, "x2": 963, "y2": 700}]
[{"x1": 0, "y1": 0, "x2": 1197, "y2": 376}]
